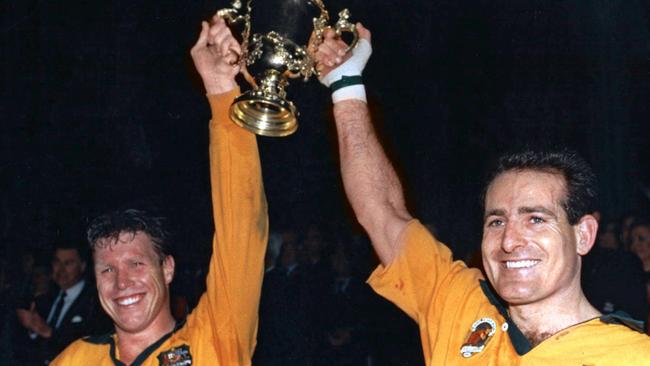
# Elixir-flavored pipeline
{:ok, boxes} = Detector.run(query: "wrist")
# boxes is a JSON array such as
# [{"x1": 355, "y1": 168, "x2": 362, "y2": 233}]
[
  {"x1": 202, "y1": 76, "x2": 238, "y2": 95},
  {"x1": 330, "y1": 76, "x2": 366, "y2": 103}
]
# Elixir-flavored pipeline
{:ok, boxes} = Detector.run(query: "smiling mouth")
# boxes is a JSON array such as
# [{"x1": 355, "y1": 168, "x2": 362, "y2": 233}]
[
  {"x1": 504, "y1": 260, "x2": 540, "y2": 269},
  {"x1": 114, "y1": 293, "x2": 144, "y2": 306}
]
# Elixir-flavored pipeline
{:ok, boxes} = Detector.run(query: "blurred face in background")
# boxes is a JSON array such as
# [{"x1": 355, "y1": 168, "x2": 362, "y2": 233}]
[
  {"x1": 621, "y1": 215, "x2": 636, "y2": 248},
  {"x1": 630, "y1": 225, "x2": 650, "y2": 271},
  {"x1": 52, "y1": 248, "x2": 86, "y2": 290},
  {"x1": 31, "y1": 265, "x2": 52, "y2": 297},
  {"x1": 597, "y1": 221, "x2": 620, "y2": 250}
]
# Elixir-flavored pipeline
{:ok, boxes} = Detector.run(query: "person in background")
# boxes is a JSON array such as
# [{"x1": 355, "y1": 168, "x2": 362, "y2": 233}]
[
  {"x1": 582, "y1": 216, "x2": 648, "y2": 321},
  {"x1": 16, "y1": 242, "x2": 110, "y2": 365},
  {"x1": 629, "y1": 217, "x2": 650, "y2": 334}
]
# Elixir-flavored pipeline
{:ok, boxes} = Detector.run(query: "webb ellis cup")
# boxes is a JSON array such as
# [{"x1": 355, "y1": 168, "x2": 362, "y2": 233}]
[{"x1": 218, "y1": 0, "x2": 358, "y2": 137}]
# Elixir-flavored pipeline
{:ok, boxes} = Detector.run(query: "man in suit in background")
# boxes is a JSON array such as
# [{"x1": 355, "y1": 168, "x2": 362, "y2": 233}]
[{"x1": 16, "y1": 241, "x2": 110, "y2": 364}]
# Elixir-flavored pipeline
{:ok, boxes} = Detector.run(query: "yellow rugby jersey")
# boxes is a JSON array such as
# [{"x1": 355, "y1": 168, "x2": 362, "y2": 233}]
[
  {"x1": 51, "y1": 89, "x2": 268, "y2": 366},
  {"x1": 368, "y1": 220, "x2": 650, "y2": 365}
]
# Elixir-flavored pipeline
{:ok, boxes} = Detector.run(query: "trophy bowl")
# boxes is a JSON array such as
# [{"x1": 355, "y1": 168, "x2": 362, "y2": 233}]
[{"x1": 218, "y1": 0, "x2": 357, "y2": 137}]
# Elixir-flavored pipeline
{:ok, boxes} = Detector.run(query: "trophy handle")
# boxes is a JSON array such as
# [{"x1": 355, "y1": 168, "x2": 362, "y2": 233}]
[
  {"x1": 216, "y1": 1, "x2": 252, "y2": 65},
  {"x1": 216, "y1": 8, "x2": 243, "y2": 24},
  {"x1": 334, "y1": 9, "x2": 358, "y2": 53}
]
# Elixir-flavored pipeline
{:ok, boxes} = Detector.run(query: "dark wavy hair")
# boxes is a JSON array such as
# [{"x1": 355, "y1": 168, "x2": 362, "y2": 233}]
[
  {"x1": 87, "y1": 209, "x2": 171, "y2": 262},
  {"x1": 484, "y1": 150, "x2": 598, "y2": 225}
]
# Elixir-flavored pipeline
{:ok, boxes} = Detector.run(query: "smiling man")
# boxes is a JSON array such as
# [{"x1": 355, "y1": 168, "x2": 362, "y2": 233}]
[
  {"x1": 314, "y1": 27, "x2": 650, "y2": 364},
  {"x1": 51, "y1": 12, "x2": 268, "y2": 366}
]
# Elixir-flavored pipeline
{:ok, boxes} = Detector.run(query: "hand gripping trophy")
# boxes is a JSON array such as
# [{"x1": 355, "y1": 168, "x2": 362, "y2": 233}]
[{"x1": 217, "y1": 0, "x2": 358, "y2": 136}]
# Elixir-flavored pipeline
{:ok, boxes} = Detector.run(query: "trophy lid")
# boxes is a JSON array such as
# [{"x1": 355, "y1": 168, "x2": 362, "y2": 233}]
[{"x1": 250, "y1": 0, "x2": 323, "y2": 46}]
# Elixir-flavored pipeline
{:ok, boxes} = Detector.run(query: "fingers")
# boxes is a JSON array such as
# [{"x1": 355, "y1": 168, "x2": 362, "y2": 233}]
[
  {"x1": 208, "y1": 16, "x2": 241, "y2": 60},
  {"x1": 317, "y1": 42, "x2": 345, "y2": 67},
  {"x1": 323, "y1": 28, "x2": 338, "y2": 42},
  {"x1": 356, "y1": 22, "x2": 371, "y2": 42},
  {"x1": 316, "y1": 30, "x2": 348, "y2": 67}
]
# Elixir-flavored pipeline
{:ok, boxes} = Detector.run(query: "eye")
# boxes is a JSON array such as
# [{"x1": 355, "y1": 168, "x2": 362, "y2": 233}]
[
  {"x1": 487, "y1": 219, "x2": 504, "y2": 228},
  {"x1": 130, "y1": 260, "x2": 145, "y2": 268},
  {"x1": 530, "y1": 216, "x2": 545, "y2": 224},
  {"x1": 101, "y1": 266, "x2": 114, "y2": 274}
]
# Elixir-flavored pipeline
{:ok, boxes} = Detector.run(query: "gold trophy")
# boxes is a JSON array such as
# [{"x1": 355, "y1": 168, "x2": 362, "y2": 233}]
[{"x1": 218, "y1": 0, "x2": 358, "y2": 137}]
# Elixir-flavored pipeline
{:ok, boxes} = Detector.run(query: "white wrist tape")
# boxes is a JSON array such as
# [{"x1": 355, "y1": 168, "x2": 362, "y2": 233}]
[
  {"x1": 332, "y1": 84, "x2": 366, "y2": 103},
  {"x1": 320, "y1": 38, "x2": 372, "y2": 87}
]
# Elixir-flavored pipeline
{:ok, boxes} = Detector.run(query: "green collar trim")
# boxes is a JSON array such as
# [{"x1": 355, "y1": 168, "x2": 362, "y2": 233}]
[
  {"x1": 83, "y1": 332, "x2": 113, "y2": 345},
  {"x1": 479, "y1": 280, "x2": 648, "y2": 355},
  {"x1": 83, "y1": 320, "x2": 186, "y2": 366},
  {"x1": 600, "y1": 311, "x2": 646, "y2": 333},
  {"x1": 479, "y1": 280, "x2": 532, "y2": 356}
]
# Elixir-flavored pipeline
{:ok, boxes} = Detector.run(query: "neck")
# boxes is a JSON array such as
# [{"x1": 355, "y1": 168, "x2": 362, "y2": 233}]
[
  {"x1": 507, "y1": 286, "x2": 600, "y2": 347},
  {"x1": 115, "y1": 311, "x2": 176, "y2": 365}
]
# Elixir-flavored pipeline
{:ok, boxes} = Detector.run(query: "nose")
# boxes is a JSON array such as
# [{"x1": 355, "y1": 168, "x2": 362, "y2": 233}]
[
  {"x1": 116, "y1": 269, "x2": 133, "y2": 290},
  {"x1": 501, "y1": 222, "x2": 525, "y2": 253}
]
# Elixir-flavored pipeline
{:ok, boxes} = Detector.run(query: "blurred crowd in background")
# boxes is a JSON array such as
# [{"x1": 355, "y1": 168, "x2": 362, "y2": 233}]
[{"x1": 0, "y1": 209, "x2": 648, "y2": 366}]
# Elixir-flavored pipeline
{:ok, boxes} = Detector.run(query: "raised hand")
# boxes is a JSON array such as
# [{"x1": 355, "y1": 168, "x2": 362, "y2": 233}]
[
  {"x1": 190, "y1": 15, "x2": 242, "y2": 94},
  {"x1": 315, "y1": 23, "x2": 372, "y2": 81}
]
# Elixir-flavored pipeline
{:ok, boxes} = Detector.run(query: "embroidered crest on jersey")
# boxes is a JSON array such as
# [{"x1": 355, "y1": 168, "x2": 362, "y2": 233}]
[
  {"x1": 460, "y1": 317, "x2": 496, "y2": 358},
  {"x1": 157, "y1": 345, "x2": 192, "y2": 366}
]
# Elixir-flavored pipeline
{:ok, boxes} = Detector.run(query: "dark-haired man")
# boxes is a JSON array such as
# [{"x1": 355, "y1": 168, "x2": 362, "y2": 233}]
[
  {"x1": 314, "y1": 26, "x2": 650, "y2": 364},
  {"x1": 16, "y1": 243, "x2": 110, "y2": 364},
  {"x1": 51, "y1": 13, "x2": 268, "y2": 365}
]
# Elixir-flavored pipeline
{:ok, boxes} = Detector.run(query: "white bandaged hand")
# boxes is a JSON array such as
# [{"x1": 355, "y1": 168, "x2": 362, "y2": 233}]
[{"x1": 319, "y1": 38, "x2": 372, "y2": 103}]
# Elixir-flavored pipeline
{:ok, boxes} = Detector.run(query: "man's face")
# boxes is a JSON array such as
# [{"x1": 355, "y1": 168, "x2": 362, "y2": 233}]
[
  {"x1": 481, "y1": 170, "x2": 593, "y2": 306},
  {"x1": 94, "y1": 231, "x2": 174, "y2": 334},
  {"x1": 52, "y1": 248, "x2": 86, "y2": 290}
]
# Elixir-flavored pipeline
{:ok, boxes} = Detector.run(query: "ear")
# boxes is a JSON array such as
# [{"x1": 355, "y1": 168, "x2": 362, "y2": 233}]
[
  {"x1": 574, "y1": 214, "x2": 599, "y2": 255},
  {"x1": 162, "y1": 255, "x2": 175, "y2": 285}
]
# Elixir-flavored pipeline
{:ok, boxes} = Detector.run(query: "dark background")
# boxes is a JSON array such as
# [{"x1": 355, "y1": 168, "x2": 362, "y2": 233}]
[{"x1": 2, "y1": 0, "x2": 649, "y2": 266}]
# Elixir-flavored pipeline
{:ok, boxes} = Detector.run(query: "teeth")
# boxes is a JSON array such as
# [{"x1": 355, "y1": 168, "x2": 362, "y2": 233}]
[
  {"x1": 506, "y1": 260, "x2": 539, "y2": 269},
  {"x1": 116, "y1": 295, "x2": 141, "y2": 306}
]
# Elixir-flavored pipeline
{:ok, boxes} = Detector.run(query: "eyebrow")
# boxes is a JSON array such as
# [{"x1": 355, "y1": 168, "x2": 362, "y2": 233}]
[
  {"x1": 484, "y1": 209, "x2": 506, "y2": 220},
  {"x1": 518, "y1": 206, "x2": 557, "y2": 218},
  {"x1": 484, "y1": 206, "x2": 557, "y2": 220}
]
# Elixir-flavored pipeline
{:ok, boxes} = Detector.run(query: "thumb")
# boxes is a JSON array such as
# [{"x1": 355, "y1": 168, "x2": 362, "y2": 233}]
[
  {"x1": 193, "y1": 21, "x2": 210, "y2": 49},
  {"x1": 356, "y1": 23, "x2": 371, "y2": 42}
]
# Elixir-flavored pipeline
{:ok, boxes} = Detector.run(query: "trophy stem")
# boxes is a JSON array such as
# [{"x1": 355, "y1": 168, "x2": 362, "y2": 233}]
[{"x1": 229, "y1": 70, "x2": 298, "y2": 137}]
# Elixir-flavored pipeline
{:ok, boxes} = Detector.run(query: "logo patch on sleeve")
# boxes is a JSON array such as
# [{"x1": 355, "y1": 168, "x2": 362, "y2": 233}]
[
  {"x1": 157, "y1": 345, "x2": 192, "y2": 366},
  {"x1": 460, "y1": 318, "x2": 496, "y2": 358}
]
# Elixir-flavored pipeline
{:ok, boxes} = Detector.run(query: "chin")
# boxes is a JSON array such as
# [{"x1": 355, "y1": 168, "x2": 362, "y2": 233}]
[
  {"x1": 495, "y1": 285, "x2": 537, "y2": 305},
  {"x1": 116, "y1": 319, "x2": 147, "y2": 333}
]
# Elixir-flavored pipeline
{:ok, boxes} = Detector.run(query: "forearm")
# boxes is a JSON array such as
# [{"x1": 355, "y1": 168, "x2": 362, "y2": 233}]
[
  {"x1": 206, "y1": 89, "x2": 268, "y2": 356},
  {"x1": 334, "y1": 100, "x2": 411, "y2": 264}
]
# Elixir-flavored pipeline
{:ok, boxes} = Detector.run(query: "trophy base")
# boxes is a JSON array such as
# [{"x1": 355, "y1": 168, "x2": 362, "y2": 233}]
[{"x1": 230, "y1": 91, "x2": 298, "y2": 137}]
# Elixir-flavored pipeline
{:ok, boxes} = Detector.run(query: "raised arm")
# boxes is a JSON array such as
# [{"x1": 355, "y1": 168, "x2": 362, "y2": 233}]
[
  {"x1": 316, "y1": 26, "x2": 412, "y2": 265},
  {"x1": 191, "y1": 15, "x2": 268, "y2": 361}
]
